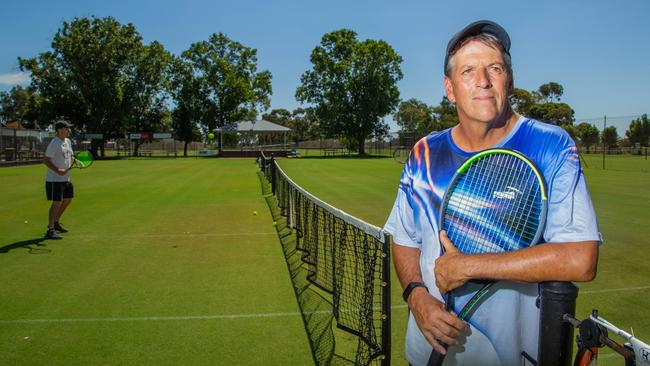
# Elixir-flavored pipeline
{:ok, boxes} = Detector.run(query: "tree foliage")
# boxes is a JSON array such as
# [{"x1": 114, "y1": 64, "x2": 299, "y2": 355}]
[
  {"x1": 511, "y1": 82, "x2": 575, "y2": 126},
  {"x1": 296, "y1": 29, "x2": 402, "y2": 154},
  {"x1": 601, "y1": 126, "x2": 619, "y2": 148},
  {"x1": 625, "y1": 114, "x2": 650, "y2": 147},
  {"x1": 537, "y1": 82, "x2": 564, "y2": 103},
  {"x1": 262, "y1": 108, "x2": 292, "y2": 127},
  {"x1": 528, "y1": 102, "x2": 575, "y2": 126},
  {"x1": 510, "y1": 88, "x2": 535, "y2": 116},
  {"x1": 575, "y1": 122, "x2": 600, "y2": 150},
  {"x1": 179, "y1": 33, "x2": 272, "y2": 132},
  {"x1": 18, "y1": 16, "x2": 171, "y2": 156},
  {"x1": 169, "y1": 58, "x2": 204, "y2": 156},
  {"x1": 431, "y1": 96, "x2": 459, "y2": 132},
  {"x1": 0, "y1": 85, "x2": 43, "y2": 128},
  {"x1": 395, "y1": 98, "x2": 432, "y2": 134}
]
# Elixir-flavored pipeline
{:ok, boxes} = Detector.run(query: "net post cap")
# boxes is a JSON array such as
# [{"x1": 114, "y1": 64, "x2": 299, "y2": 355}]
[{"x1": 444, "y1": 20, "x2": 511, "y2": 74}]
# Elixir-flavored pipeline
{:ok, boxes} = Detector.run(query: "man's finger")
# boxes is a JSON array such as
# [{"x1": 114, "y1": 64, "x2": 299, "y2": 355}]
[
  {"x1": 439, "y1": 230, "x2": 459, "y2": 253},
  {"x1": 440, "y1": 310, "x2": 468, "y2": 332},
  {"x1": 423, "y1": 332, "x2": 447, "y2": 355}
]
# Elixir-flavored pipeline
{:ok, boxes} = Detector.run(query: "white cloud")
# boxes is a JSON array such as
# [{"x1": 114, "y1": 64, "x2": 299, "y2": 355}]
[{"x1": 0, "y1": 72, "x2": 31, "y2": 86}]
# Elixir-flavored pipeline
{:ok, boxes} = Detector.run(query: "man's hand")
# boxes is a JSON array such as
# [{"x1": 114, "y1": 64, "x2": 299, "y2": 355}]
[
  {"x1": 435, "y1": 230, "x2": 470, "y2": 294},
  {"x1": 408, "y1": 288, "x2": 467, "y2": 354},
  {"x1": 56, "y1": 168, "x2": 67, "y2": 176}
]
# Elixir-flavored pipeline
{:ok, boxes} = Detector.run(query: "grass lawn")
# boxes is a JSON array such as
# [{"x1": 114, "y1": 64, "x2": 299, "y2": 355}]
[
  {"x1": 1, "y1": 153, "x2": 647, "y2": 366},
  {"x1": 0, "y1": 158, "x2": 312, "y2": 365}
]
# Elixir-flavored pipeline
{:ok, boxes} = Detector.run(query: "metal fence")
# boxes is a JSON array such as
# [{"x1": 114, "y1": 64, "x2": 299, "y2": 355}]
[{"x1": 0, "y1": 127, "x2": 53, "y2": 162}]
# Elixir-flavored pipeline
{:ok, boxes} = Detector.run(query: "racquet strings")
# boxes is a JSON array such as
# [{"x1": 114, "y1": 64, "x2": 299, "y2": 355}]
[{"x1": 443, "y1": 153, "x2": 544, "y2": 255}]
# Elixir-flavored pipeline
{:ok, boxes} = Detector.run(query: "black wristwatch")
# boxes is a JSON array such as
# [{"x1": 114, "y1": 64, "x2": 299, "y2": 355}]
[{"x1": 402, "y1": 281, "x2": 428, "y2": 302}]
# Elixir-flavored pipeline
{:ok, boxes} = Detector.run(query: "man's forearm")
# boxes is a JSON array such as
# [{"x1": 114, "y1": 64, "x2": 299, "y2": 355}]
[
  {"x1": 43, "y1": 157, "x2": 58, "y2": 172},
  {"x1": 392, "y1": 243, "x2": 424, "y2": 290},
  {"x1": 461, "y1": 241, "x2": 599, "y2": 283}
]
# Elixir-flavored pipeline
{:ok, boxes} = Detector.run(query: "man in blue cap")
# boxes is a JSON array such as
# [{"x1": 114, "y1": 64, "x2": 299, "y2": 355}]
[{"x1": 384, "y1": 20, "x2": 601, "y2": 365}]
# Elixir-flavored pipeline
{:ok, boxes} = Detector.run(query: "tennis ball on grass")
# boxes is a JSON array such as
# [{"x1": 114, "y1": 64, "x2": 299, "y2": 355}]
[
  {"x1": 253, "y1": 211, "x2": 258, "y2": 216},
  {"x1": 273, "y1": 221, "x2": 277, "y2": 226}
]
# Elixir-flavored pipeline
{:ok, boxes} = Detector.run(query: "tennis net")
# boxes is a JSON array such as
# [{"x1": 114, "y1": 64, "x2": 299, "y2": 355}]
[{"x1": 258, "y1": 152, "x2": 391, "y2": 366}]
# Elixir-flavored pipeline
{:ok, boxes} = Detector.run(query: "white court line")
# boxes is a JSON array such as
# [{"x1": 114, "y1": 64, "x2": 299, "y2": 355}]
[
  {"x1": 0, "y1": 311, "x2": 328, "y2": 324},
  {"x1": 1, "y1": 286, "x2": 646, "y2": 325},
  {"x1": 66, "y1": 232, "x2": 277, "y2": 238},
  {"x1": 581, "y1": 285, "x2": 650, "y2": 294}
]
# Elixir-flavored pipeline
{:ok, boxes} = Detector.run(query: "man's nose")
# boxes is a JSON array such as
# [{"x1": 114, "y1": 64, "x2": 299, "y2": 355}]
[{"x1": 475, "y1": 67, "x2": 492, "y2": 88}]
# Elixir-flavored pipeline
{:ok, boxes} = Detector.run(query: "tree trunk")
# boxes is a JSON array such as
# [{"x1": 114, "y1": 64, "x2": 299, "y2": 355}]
[
  {"x1": 90, "y1": 139, "x2": 102, "y2": 158},
  {"x1": 132, "y1": 141, "x2": 141, "y2": 157},
  {"x1": 184, "y1": 141, "x2": 188, "y2": 156},
  {"x1": 358, "y1": 135, "x2": 366, "y2": 155}
]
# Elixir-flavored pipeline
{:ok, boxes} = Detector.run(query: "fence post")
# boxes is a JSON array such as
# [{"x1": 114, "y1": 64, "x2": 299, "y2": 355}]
[{"x1": 271, "y1": 155, "x2": 276, "y2": 196}]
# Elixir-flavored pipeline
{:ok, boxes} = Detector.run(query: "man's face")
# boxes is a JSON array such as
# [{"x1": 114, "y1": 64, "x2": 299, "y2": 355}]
[
  {"x1": 444, "y1": 40, "x2": 512, "y2": 125},
  {"x1": 57, "y1": 126, "x2": 70, "y2": 138}
]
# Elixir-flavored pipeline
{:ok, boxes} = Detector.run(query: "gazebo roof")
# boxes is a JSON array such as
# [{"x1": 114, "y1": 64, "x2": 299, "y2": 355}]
[{"x1": 214, "y1": 120, "x2": 291, "y2": 133}]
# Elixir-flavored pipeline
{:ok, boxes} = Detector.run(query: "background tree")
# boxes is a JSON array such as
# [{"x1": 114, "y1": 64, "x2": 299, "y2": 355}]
[
  {"x1": 179, "y1": 33, "x2": 272, "y2": 132},
  {"x1": 18, "y1": 16, "x2": 161, "y2": 156},
  {"x1": 431, "y1": 96, "x2": 459, "y2": 132},
  {"x1": 0, "y1": 85, "x2": 43, "y2": 128},
  {"x1": 296, "y1": 29, "x2": 402, "y2": 155},
  {"x1": 601, "y1": 126, "x2": 619, "y2": 149},
  {"x1": 509, "y1": 88, "x2": 535, "y2": 116},
  {"x1": 625, "y1": 114, "x2": 650, "y2": 147},
  {"x1": 576, "y1": 122, "x2": 600, "y2": 152},
  {"x1": 262, "y1": 108, "x2": 292, "y2": 126},
  {"x1": 511, "y1": 82, "x2": 575, "y2": 126},
  {"x1": 170, "y1": 58, "x2": 203, "y2": 156},
  {"x1": 394, "y1": 98, "x2": 432, "y2": 135},
  {"x1": 528, "y1": 102, "x2": 574, "y2": 126},
  {"x1": 123, "y1": 41, "x2": 173, "y2": 155},
  {"x1": 537, "y1": 82, "x2": 564, "y2": 102},
  {"x1": 290, "y1": 107, "x2": 319, "y2": 143}
]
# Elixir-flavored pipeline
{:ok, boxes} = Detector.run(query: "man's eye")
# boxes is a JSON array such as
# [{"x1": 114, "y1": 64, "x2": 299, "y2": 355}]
[
  {"x1": 490, "y1": 65, "x2": 504, "y2": 73},
  {"x1": 461, "y1": 68, "x2": 472, "y2": 75}
]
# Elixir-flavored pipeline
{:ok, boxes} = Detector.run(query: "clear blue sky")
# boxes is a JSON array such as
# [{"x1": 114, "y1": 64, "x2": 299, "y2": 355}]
[{"x1": 1, "y1": 0, "x2": 648, "y2": 133}]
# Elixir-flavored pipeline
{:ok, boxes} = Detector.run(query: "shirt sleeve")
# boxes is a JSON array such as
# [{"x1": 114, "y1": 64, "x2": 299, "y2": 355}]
[
  {"x1": 45, "y1": 140, "x2": 57, "y2": 159},
  {"x1": 543, "y1": 146, "x2": 602, "y2": 244},
  {"x1": 384, "y1": 162, "x2": 420, "y2": 248}
]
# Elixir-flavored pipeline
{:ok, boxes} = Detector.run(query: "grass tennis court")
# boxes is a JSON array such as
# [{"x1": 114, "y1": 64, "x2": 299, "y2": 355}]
[
  {"x1": 0, "y1": 159, "x2": 311, "y2": 365},
  {"x1": 1, "y1": 154, "x2": 648, "y2": 365}
]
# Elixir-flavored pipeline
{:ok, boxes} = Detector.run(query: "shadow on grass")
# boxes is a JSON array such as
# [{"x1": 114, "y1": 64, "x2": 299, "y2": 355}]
[
  {"x1": 295, "y1": 154, "x2": 391, "y2": 160},
  {"x1": 257, "y1": 170, "x2": 342, "y2": 365},
  {"x1": 0, "y1": 238, "x2": 51, "y2": 254}
]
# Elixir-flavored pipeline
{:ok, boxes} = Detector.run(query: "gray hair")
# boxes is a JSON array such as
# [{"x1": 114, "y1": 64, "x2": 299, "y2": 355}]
[{"x1": 445, "y1": 33, "x2": 513, "y2": 90}]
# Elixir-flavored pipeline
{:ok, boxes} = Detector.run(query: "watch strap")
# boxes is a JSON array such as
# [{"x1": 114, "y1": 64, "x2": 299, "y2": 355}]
[{"x1": 403, "y1": 281, "x2": 428, "y2": 302}]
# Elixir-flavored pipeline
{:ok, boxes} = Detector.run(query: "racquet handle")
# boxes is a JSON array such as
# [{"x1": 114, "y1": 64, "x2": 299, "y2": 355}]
[
  {"x1": 427, "y1": 295, "x2": 454, "y2": 366},
  {"x1": 427, "y1": 345, "x2": 448, "y2": 366}
]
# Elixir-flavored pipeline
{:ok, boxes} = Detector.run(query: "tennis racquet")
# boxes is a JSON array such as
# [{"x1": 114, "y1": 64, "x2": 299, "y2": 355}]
[
  {"x1": 427, "y1": 148, "x2": 548, "y2": 366},
  {"x1": 68, "y1": 150, "x2": 94, "y2": 171},
  {"x1": 393, "y1": 146, "x2": 410, "y2": 164}
]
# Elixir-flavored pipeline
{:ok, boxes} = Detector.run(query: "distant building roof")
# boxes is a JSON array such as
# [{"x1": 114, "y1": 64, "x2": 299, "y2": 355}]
[
  {"x1": 214, "y1": 120, "x2": 291, "y2": 133},
  {"x1": 4, "y1": 121, "x2": 24, "y2": 129}
]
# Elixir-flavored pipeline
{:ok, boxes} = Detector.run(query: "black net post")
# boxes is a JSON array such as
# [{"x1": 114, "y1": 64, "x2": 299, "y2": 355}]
[
  {"x1": 537, "y1": 281, "x2": 579, "y2": 366},
  {"x1": 381, "y1": 234, "x2": 391, "y2": 366}
]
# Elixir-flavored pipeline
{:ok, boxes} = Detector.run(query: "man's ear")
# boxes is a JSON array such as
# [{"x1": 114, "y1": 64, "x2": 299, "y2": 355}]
[{"x1": 444, "y1": 76, "x2": 456, "y2": 104}]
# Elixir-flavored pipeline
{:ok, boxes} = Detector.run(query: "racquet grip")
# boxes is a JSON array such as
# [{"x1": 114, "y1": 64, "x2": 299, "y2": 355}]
[
  {"x1": 427, "y1": 345, "x2": 448, "y2": 366},
  {"x1": 427, "y1": 296, "x2": 454, "y2": 366}
]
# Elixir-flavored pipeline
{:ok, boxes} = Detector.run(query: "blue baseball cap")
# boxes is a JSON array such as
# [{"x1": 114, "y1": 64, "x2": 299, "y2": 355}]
[{"x1": 444, "y1": 20, "x2": 511, "y2": 75}]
